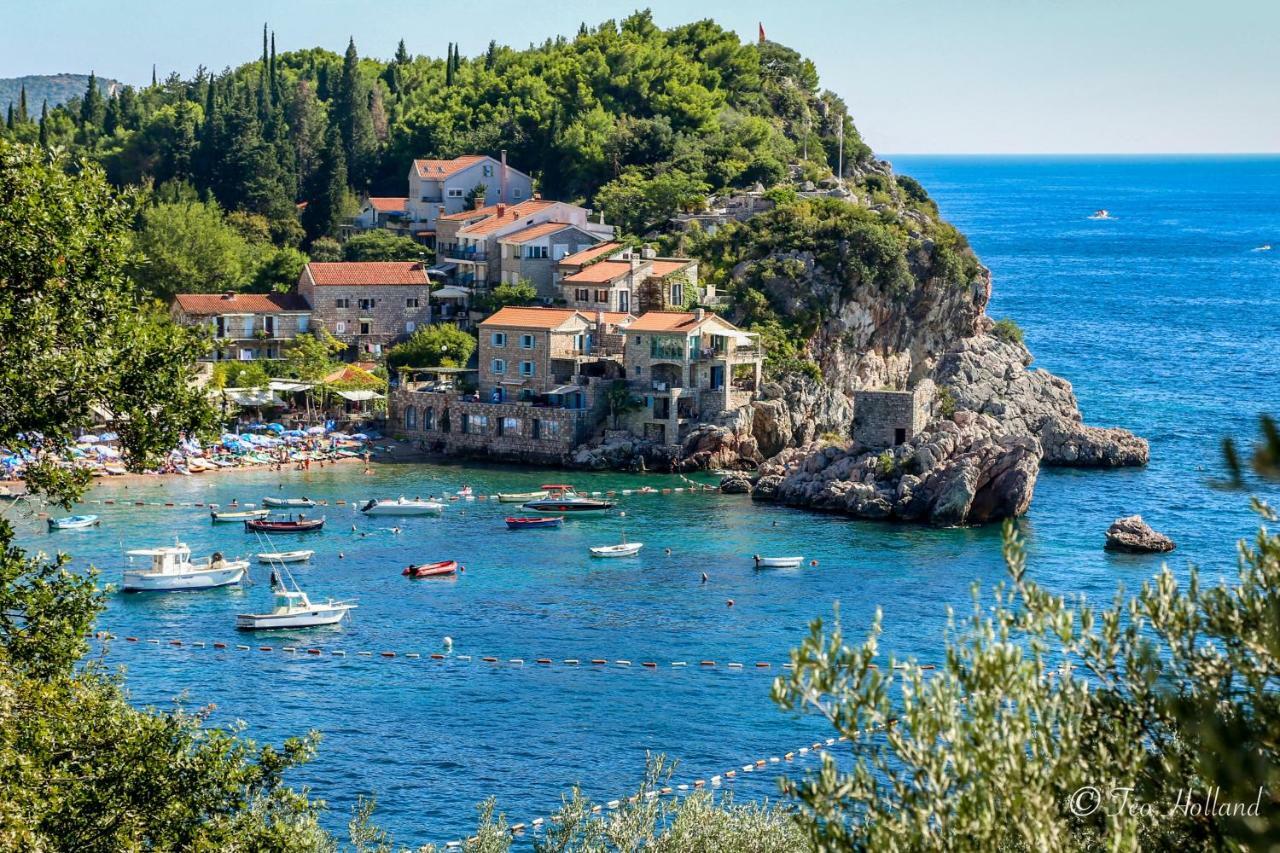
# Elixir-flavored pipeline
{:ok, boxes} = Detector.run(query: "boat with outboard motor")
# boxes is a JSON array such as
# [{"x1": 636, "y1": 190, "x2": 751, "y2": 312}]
[
  {"x1": 122, "y1": 543, "x2": 248, "y2": 592},
  {"x1": 235, "y1": 564, "x2": 355, "y2": 629},
  {"x1": 522, "y1": 485, "x2": 614, "y2": 515},
  {"x1": 361, "y1": 497, "x2": 445, "y2": 516},
  {"x1": 48, "y1": 514, "x2": 99, "y2": 530},
  {"x1": 263, "y1": 496, "x2": 319, "y2": 508},
  {"x1": 244, "y1": 515, "x2": 325, "y2": 533},
  {"x1": 498, "y1": 490, "x2": 547, "y2": 503},
  {"x1": 403, "y1": 559, "x2": 459, "y2": 578},
  {"x1": 753, "y1": 555, "x2": 804, "y2": 569},
  {"x1": 211, "y1": 508, "x2": 270, "y2": 523},
  {"x1": 505, "y1": 516, "x2": 563, "y2": 530}
]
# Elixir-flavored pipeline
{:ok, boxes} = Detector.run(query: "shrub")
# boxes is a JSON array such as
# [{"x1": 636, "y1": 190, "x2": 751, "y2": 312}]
[
  {"x1": 991, "y1": 317, "x2": 1025, "y2": 345},
  {"x1": 936, "y1": 385, "x2": 957, "y2": 419}
]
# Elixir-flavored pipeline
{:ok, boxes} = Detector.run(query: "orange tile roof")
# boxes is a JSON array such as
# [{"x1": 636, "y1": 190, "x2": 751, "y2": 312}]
[
  {"x1": 479, "y1": 307, "x2": 585, "y2": 330},
  {"x1": 647, "y1": 259, "x2": 695, "y2": 278},
  {"x1": 412, "y1": 155, "x2": 487, "y2": 180},
  {"x1": 366, "y1": 196, "x2": 408, "y2": 212},
  {"x1": 305, "y1": 262, "x2": 429, "y2": 287},
  {"x1": 173, "y1": 292, "x2": 309, "y2": 315},
  {"x1": 456, "y1": 201, "x2": 559, "y2": 236},
  {"x1": 498, "y1": 221, "x2": 577, "y2": 244},
  {"x1": 562, "y1": 260, "x2": 634, "y2": 284},
  {"x1": 626, "y1": 311, "x2": 722, "y2": 333},
  {"x1": 558, "y1": 241, "x2": 621, "y2": 267},
  {"x1": 439, "y1": 197, "x2": 554, "y2": 222}
]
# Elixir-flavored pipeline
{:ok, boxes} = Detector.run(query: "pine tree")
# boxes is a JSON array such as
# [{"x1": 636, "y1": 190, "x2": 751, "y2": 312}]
[
  {"x1": 302, "y1": 123, "x2": 347, "y2": 241},
  {"x1": 485, "y1": 40, "x2": 498, "y2": 70},
  {"x1": 80, "y1": 71, "x2": 104, "y2": 129},
  {"x1": 334, "y1": 37, "x2": 374, "y2": 187},
  {"x1": 103, "y1": 94, "x2": 120, "y2": 136},
  {"x1": 394, "y1": 39, "x2": 409, "y2": 65},
  {"x1": 38, "y1": 101, "x2": 48, "y2": 146}
]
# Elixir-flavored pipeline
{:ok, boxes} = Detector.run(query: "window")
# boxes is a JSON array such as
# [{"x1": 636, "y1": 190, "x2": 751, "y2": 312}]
[
  {"x1": 491, "y1": 332, "x2": 507, "y2": 347},
  {"x1": 512, "y1": 188, "x2": 523, "y2": 199},
  {"x1": 334, "y1": 298, "x2": 350, "y2": 309},
  {"x1": 519, "y1": 361, "x2": 535, "y2": 377},
  {"x1": 575, "y1": 288, "x2": 589, "y2": 302},
  {"x1": 492, "y1": 358, "x2": 506, "y2": 374},
  {"x1": 446, "y1": 188, "x2": 464, "y2": 198},
  {"x1": 530, "y1": 418, "x2": 541, "y2": 439},
  {"x1": 405, "y1": 297, "x2": 420, "y2": 308},
  {"x1": 542, "y1": 420, "x2": 561, "y2": 439},
  {"x1": 405, "y1": 321, "x2": 416, "y2": 333},
  {"x1": 618, "y1": 291, "x2": 629, "y2": 313},
  {"x1": 671, "y1": 283, "x2": 683, "y2": 305},
  {"x1": 502, "y1": 416, "x2": 521, "y2": 436},
  {"x1": 482, "y1": 164, "x2": 494, "y2": 177},
  {"x1": 526, "y1": 245, "x2": 548, "y2": 259},
  {"x1": 519, "y1": 334, "x2": 535, "y2": 349},
  {"x1": 360, "y1": 321, "x2": 372, "y2": 335},
  {"x1": 633, "y1": 335, "x2": 641, "y2": 345},
  {"x1": 358, "y1": 298, "x2": 375, "y2": 310},
  {"x1": 404, "y1": 407, "x2": 417, "y2": 429},
  {"x1": 633, "y1": 365, "x2": 642, "y2": 377},
  {"x1": 423, "y1": 407, "x2": 435, "y2": 431},
  {"x1": 467, "y1": 414, "x2": 489, "y2": 434},
  {"x1": 335, "y1": 321, "x2": 347, "y2": 334}
]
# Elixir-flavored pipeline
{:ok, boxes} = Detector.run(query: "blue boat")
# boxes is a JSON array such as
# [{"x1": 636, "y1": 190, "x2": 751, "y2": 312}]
[
  {"x1": 505, "y1": 516, "x2": 564, "y2": 530},
  {"x1": 48, "y1": 514, "x2": 99, "y2": 530}
]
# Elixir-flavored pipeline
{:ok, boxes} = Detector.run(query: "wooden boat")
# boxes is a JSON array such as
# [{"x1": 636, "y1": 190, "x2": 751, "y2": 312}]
[
  {"x1": 402, "y1": 559, "x2": 458, "y2": 578},
  {"x1": 523, "y1": 485, "x2": 614, "y2": 515},
  {"x1": 505, "y1": 516, "x2": 563, "y2": 530},
  {"x1": 256, "y1": 549, "x2": 315, "y2": 564},
  {"x1": 123, "y1": 544, "x2": 247, "y2": 592},
  {"x1": 244, "y1": 516, "x2": 325, "y2": 533},
  {"x1": 236, "y1": 567, "x2": 354, "y2": 629},
  {"x1": 361, "y1": 497, "x2": 445, "y2": 516},
  {"x1": 590, "y1": 541, "x2": 643, "y2": 558},
  {"x1": 498, "y1": 490, "x2": 547, "y2": 503},
  {"x1": 211, "y1": 508, "x2": 270, "y2": 523},
  {"x1": 753, "y1": 555, "x2": 804, "y2": 569},
  {"x1": 263, "y1": 496, "x2": 319, "y2": 508},
  {"x1": 48, "y1": 514, "x2": 99, "y2": 530}
]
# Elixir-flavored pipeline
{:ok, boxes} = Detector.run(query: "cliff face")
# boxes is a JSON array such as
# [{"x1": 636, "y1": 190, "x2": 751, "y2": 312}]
[{"x1": 689, "y1": 161, "x2": 1147, "y2": 525}]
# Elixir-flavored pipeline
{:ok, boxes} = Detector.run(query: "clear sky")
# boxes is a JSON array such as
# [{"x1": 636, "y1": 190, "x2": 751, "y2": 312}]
[{"x1": 4, "y1": 0, "x2": 1277, "y2": 153}]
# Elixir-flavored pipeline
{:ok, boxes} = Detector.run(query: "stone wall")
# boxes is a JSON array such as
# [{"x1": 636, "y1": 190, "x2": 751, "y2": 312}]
[
  {"x1": 391, "y1": 390, "x2": 589, "y2": 464},
  {"x1": 852, "y1": 381, "x2": 933, "y2": 450},
  {"x1": 301, "y1": 284, "x2": 433, "y2": 352}
]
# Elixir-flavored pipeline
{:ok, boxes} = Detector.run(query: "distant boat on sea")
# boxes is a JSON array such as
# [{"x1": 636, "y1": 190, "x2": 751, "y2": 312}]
[
  {"x1": 1251, "y1": 244, "x2": 1272, "y2": 252},
  {"x1": 1088, "y1": 209, "x2": 1114, "y2": 220}
]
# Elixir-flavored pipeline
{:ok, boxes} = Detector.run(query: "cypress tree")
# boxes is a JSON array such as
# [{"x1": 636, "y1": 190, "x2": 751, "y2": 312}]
[
  {"x1": 270, "y1": 31, "x2": 279, "y2": 106},
  {"x1": 394, "y1": 39, "x2": 409, "y2": 65},
  {"x1": 18, "y1": 85, "x2": 28, "y2": 123},
  {"x1": 103, "y1": 94, "x2": 120, "y2": 136},
  {"x1": 38, "y1": 101, "x2": 48, "y2": 146},
  {"x1": 445, "y1": 43, "x2": 455, "y2": 87},
  {"x1": 302, "y1": 123, "x2": 347, "y2": 241},
  {"x1": 151, "y1": 64, "x2": 157, "y2": 87},
  {"x1": 485, "y1": 40, "x2": 497, "y2": 70},
  {"x1": 5, "y1": 105, "x2": 12, "y2": 131},
  {"x1": 80, "y1": 71, "x2": 104, "y2": 129},
  {"x1": 334, "y1": 38, "x2": 374, "y2": 186}
]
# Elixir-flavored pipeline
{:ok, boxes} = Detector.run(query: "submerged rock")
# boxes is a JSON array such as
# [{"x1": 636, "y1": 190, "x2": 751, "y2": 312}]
[{"x1": 1105, "y1": 515, "x2": 1176, "y2": 553}]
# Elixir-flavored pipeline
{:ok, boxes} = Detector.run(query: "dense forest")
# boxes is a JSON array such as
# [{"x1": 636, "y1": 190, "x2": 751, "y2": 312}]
[{"x1": 0, "y1": 13, "x2": 869, "y2": 259}]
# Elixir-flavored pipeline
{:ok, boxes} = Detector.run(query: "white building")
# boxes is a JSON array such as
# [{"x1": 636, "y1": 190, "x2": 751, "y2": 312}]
[{"x1": 404, "y1": 154, "x2": 534, "y2": 238}]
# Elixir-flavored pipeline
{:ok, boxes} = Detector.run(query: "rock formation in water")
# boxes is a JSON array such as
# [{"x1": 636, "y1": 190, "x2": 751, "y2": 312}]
[
  {"x1": 1104, "y1": 515, "x2": 1176, "y2": 553},
  {"x1": 672, "y1": 159, "x2": 1147, "y2": 525}
]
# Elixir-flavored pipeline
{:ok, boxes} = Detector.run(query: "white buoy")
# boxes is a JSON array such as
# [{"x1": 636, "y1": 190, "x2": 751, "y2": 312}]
[{"x1": 443, "y1": 636, "x2": 453, "y2": 650}]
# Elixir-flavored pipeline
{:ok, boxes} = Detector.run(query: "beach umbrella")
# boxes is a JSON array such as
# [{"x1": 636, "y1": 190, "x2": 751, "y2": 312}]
[
  {"x1": 283, "y1": 429, "x2": 307, "y2": 437},
  {"x1": 248, "y1": 423, "x2": 269, "y2": 431},
  {"x1": 76, "y1": 434, "x2": 100, "y2": 444},
  {"x1": 306, "y1": 426, "x2": 326, "y2": 435},
  {"x1": 93, "y1": 445, "x2": 121, "y2": 458},
  {"x1": 265, "y1": 423, "x2": 285, "y2": 434},
  {"x1": 99, "y1": 431, "x2": 119, "y2": 441}
]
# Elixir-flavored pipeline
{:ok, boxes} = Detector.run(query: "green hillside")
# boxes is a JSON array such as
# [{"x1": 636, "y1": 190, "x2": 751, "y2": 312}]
[{"x1": 0, "y1": 73, "x2": 119, "y2": 115}]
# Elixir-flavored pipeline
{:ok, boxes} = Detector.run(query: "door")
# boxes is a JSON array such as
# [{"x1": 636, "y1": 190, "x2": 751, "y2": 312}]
[{"x1": 710, "y1": 365, "x2": 725, "y2": 390}]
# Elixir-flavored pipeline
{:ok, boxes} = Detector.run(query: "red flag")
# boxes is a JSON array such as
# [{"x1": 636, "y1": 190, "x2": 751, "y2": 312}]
[{"x1": 758, "y1": 22, "x2": 766, "y2": 43}]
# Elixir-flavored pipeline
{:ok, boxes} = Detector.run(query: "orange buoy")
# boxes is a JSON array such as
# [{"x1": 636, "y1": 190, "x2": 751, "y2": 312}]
[
  {"x1": 810, "y1": 559, "x2": 818, "y2": 566},
  {"x1": 726, "y1": 599, "x2": 734, "y2": 607}
]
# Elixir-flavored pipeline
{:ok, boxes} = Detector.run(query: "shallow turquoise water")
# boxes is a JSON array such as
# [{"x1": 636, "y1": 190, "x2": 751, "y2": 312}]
[{"x1": 13, "y1": 156, "x2": 1280, "y2": 845}]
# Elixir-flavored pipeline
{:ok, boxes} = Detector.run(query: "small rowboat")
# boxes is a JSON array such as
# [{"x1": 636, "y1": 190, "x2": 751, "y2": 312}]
[
  {"x1": 263, "y1": 496, "x2": 319, "y2": 508},
  {"x1": 498, "y1": 490, "x2": 548, "y2": 503},
  {"x1": 590, "y1": 541, "x2": 643, "y2": 558},
  {"x1": 402, "y1": 560, "x2": 458, "y2": 578},
  {"x1": 754, "y1": 555, "x2": 804, "y2": 569},
  {"x1": 244, "y1": 516, "x2": 325, "y2": 533},
  {"x1": 48, "y1": 514, "x2": 99, "y2": 530},
  {"x1": 256, "y1": 549, "x2": 315, "y2": 564},
  {"x1": 505, "y1": 516, "x2": 563, "y2": 530},
  {"x1": 211, "y1": 508, "x2": 270, "y2": 523}
]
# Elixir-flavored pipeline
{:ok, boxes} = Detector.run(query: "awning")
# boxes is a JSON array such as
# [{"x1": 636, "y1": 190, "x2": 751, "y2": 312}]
[
  {"x1": 269, "y1": 380, "x2": 314, "y2": 392},
  {"x1": 715, "y1": 329, "x2": 757, "y2": 344},
  {"x1": 545, "y1": 385, "x2": 581, "y2": 395},
  {"x1": 333, "y1": 389, "x2": 386, "y2": 402},
  {"x1": 217, "y1": 388, "x2": 284, "y2": 407},
  {"x1": 431, "y1": 285, "x2": 470, "y2": 299}
]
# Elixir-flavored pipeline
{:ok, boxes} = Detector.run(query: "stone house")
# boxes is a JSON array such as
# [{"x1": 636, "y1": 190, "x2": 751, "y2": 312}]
[
  {"x1": 477, "y1": 306, "x2": 629, "y2": 409},
  {"x1": 403, "y1": 154, "x2": 533, "y2": 239},
  {"x1": 170, "y1": 292, "x2": 311, "y2": 362},
  {"x1": 558, "y1": 246, "x2": 701, "y2": 315},
  {"x1": 623, "y1": 309, "x2": 764, "y2": 445},
  {"x1": 496, "y1": 222, "x2": 604, "y2": 300},
  {"x1": 852, "y1": 382, "x2": 934, "y2": 450},
  {"x1": 435, "y1": 199, "x2": 614, "y2": 290},
  {"x1": 296, "y1": 261, "x2": 433, "y2": 356}
]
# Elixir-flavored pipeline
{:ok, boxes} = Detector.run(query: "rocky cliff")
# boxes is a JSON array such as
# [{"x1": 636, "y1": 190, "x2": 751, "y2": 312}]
[{"x1": 679, "y1": 161, "x2": 1146, "y2": 525}]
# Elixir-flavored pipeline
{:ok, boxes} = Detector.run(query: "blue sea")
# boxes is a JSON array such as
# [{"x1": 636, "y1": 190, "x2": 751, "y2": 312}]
[{"x1": 11, "y1": 156, "x2": 1280, "y2": 846}]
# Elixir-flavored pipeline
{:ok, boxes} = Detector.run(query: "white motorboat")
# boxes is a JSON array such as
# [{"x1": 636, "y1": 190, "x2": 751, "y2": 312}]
[
  {"x1": 211, "y1": 508, "x2": 270, "y2": 523},
  {"x1": 236, "y1": 565, "x2": 355, "y2": 629},
  {"x1": 753, "y1": 555, "x2": 804, "y2": 569},
  {"x1": 263, "y1": 496, "x2": 319, "y2": 508},
  {"x1": 590, "y1": 532, "x2": 643, "y2": 558},
  {"x1": 48, "y1": 514, "x2": 99, "y2": 530},
  {"x1": 360, "y1": 497, "x2": 444, "y2": 516},
  {"x1": 256, "y1": 549, "x2": 315, "y2": 564},
  {"x1": 523, "y1": 484, "x2": 614, "y2": 515},
  {"x1": 122, "y1": 544, "x2": 248, "y2": 592},
  {"x1": 498, "y1": 490, "x2": 548, "y2": 503}
]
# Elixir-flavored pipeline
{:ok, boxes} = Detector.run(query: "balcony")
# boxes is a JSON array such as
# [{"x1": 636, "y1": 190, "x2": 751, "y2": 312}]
[
  {"x1": 649, "y1": 342, "x2": 687, "y2": 361},
  {"x1": 692, "y1": 345, "x2": 762, "y2": 362},
  {"x1": 445, "y1": 248, "x2": 488, "y2": 263}
]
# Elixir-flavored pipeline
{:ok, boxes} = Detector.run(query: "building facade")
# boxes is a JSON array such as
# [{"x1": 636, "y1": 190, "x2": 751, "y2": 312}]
[
  {"x1": 404, "y1": 154, "x2": 533, "y2": 236},
  {"x1": 352, "y1": 196, "x2": 410, "y2": 233},
  {"x1": 171, "y1": 292, "x2": 311, "y2": 362},
  {"x1": 297, "y1": 262, "x2": 434, "y2": 355},
  {"x1": 496, "y1": 223, "x2": 602, "y2": 299},
  {"x1": 557, "y1": 246, "x2": 701, "y2": 315},
  {"x1": 852, "y1": 382, "x2": 934, "y2": 450}
]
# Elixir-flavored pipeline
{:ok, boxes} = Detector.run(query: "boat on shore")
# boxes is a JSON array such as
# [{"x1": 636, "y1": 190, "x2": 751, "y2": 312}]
[
  {"x1": 498, "y1": 490, "x2": 548, "y2": 503},
  {"x1": 754, "y1": 555, "x2": 804, "y2": 569},
  {"x1": 211, "y1": 508, "x2": 270, "y2": 523},
  {"x1": 361, "y1": 497, "x2": 445, "y2": 516},
  {"x1": 403, "y1": 559, "x2": 458, "y2": 578},
  {"x1": 256, "y1": 549, "x2": 315, "y2": 563},
  {"x1": 523, "y1": 485, "x2": 614, "y2": 515},
  {"x1": 245, "y1": 516, "x2": 325, "y2": 533},
  {"x1": 123, "y1": 544, "x2": 247, "y2": 592},
  {"x1": 505, "y1": 516, "x2": 563, "y2": 530},
  {"x1": 236, "y1": 566, "x2": 355, "y2": 629},
  {"x1": 48, "y1": 514, "x2": 99, "y2": 530},
  {"x1": 263, "y1": 496, "x2": 319, "y2": 508}
]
